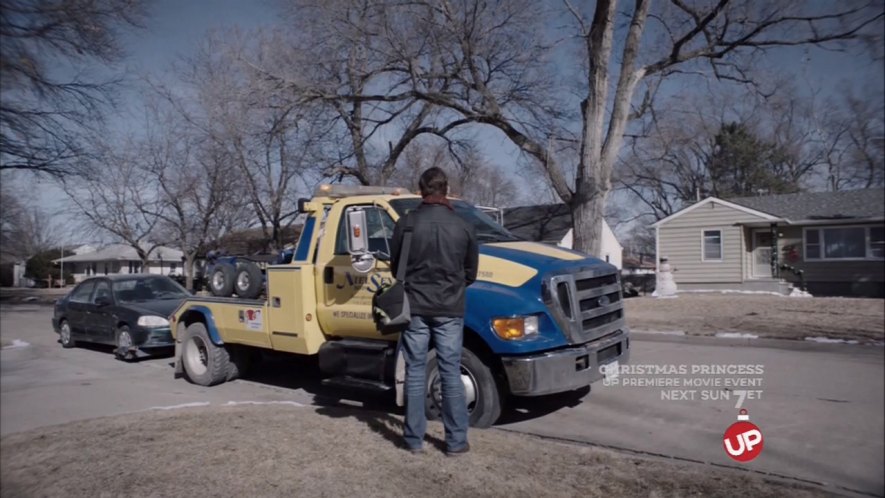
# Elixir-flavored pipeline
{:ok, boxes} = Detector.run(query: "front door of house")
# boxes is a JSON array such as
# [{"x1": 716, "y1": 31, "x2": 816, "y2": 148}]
[{"x1": 753, "y1": 230, "x2": 774, "y2": 278}]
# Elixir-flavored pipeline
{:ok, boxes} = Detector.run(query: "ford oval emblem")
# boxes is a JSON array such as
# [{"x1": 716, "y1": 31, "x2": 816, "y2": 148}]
[{"x1": 597, "y1": 295, "x2": 610, "y2": 307}]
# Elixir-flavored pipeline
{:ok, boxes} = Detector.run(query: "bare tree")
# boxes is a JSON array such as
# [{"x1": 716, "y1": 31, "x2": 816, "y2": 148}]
[
  {"x1": 155, "y1": 32, "x2": 323, "y2": 252},
  {"x1": 392, "y1": 141, "x2": 521, "y2": 208},
  {"x1": 0, "y1": 0, "x2": 147, "y2": 177},
  {"x1": 823, "y1": 86, "x2": 885, "y2": 190},
  {"x1": 384, "y1": 0, "x2": 883, "y2": 254},
  {"x1": 139, "y1": 101, "x2": 249, "y2": 289},
  {"x1": 0, "y1": 180, "x2": 60, "y2": 258},
  {"x1": 257, "y1": 1, "x2": 489, "y2": 187},
  {"x1": 62, "y1": 137, "x2": 165, "y2": 270},
  {"x1": 618, "y1": 85, "x2": 831, "y2": 219}
]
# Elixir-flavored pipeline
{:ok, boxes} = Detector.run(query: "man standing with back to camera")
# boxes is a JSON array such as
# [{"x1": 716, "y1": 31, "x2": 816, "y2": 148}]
[{"x1": 390, "y1": 167, "x2": 479, "y2": 456}]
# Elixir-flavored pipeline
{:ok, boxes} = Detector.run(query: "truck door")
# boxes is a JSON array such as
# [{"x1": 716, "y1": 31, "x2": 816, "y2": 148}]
[{"x1": 315, "y1": 204, "x2": 395, "y2": 340}]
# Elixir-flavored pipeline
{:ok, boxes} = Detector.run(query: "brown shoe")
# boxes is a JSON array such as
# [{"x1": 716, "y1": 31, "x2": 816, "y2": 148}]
[{"x1": 445, "y1": 443, "x2": 470, "y2": 457}]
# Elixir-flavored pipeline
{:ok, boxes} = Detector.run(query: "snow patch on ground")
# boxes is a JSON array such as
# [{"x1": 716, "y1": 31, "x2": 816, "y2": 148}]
[
  {"x1": 634, "y1": 330, "x2": 686, "y2": 336},
  {"x1": 804, "y1": 337, "x2": 860, "y2": 344},
  {"x1": 224, "y1": 401, "x2": 304, "y2": 407},
  {"x1": 680, "y1": 290, "x2": 784, "y2": 297},
  {"x1": 148, "y1": 402, "x2": 211, "y2": 411},
  {"x1": 674, "y1": 289, "x2": 814, "y2": 298},
  {"x1": 650, "y1": 291, "x2": 679, "y2": 299},
  {"x1": 714, "y1": 332, "x2": 759, "y2": 339},
  {"x1": 1, "y1": 339, "x2": 30, "y2": 350}
]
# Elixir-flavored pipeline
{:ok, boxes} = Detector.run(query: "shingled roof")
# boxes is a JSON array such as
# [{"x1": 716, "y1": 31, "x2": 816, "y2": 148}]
[
  {"x1": 729, "y1": 188, "x2": 884, "y2": 221},
  {"x1": 503, "y1": 204, "x2": 620, "y2": 244},
  {"x1": 55, "y1": 244, "x2": 183, "y2": 263},
  {"x1": 503, "y1": 204, "x2": 573, "y2": 243}
]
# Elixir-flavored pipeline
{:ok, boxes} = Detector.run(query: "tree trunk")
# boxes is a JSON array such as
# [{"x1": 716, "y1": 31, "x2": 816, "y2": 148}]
[
  {"x1": 572, "y1": 192, "x2": 607, "y2": 258},
  {"x1": 185, "y1": 252, "x2": 195, "y2": 291}
]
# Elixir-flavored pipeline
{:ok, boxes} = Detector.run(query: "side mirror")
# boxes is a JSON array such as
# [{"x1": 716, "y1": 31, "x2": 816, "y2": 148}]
[
  {"x1": 346, "y1": 209, "x2": 369, "y2": 254},
  {"x1": 95, "y1": 296, "x2": 113, "y2": 307},
  {"x1": 297, "y1": 198, "x2": 309, "y2": 214}
]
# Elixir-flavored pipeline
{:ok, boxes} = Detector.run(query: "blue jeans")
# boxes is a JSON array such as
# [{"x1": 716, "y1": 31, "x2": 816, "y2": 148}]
[{"x1": 401, "y1": 316, "x2": 469, "y2": 451}]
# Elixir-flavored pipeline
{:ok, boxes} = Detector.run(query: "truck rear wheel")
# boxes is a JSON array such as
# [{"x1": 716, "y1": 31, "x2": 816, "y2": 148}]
[
  {"x1": 234, "y1": 261, "x2": 263, "y2": 299},
  {"x1": 181, "y1": 322, "x2": 229, "y2": 386},
  {"x1": 209, "y1": 264, "x2": 235, "y2": 297},
  {"x1": 425, "y1": 347, "x2": 502, "y2": 429}
]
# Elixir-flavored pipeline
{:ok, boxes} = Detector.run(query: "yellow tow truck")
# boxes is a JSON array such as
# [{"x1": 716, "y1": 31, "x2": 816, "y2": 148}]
[{"x1": 171, "y1": 185, "x2": 630, "y2": 427}]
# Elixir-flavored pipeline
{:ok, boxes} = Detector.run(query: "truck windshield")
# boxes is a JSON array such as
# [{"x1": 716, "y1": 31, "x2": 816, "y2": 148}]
[{"x1": 389, "y1": 199, "x2": 519, "y2": 243}]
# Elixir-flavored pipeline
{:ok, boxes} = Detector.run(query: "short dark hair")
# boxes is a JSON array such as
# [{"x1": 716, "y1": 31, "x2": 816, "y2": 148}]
[{"x1": 419, "y1": 167, "x2": 448, "y2": 197}]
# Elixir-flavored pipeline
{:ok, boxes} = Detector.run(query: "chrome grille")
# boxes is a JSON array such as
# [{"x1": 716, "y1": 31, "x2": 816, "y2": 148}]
[{"x1": 547, "y1": 268, "x2": 626, "y2": 344}]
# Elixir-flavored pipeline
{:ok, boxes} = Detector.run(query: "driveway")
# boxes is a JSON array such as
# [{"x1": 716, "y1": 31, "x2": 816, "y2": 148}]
[{"x1": 2, "y1": 304, "x2": 883, "y2": 495}]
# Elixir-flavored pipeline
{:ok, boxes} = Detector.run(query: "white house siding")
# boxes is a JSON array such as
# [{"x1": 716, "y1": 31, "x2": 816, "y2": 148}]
[
  {"x1": 65, "y1": 261, "x2": 182, "y2": 283},
  {"x1": 658, "y1": 201, "x2": 769, "y2": 284},
  {"x1": 558, "y1": 223, "x2": 624, "y2": 269}
]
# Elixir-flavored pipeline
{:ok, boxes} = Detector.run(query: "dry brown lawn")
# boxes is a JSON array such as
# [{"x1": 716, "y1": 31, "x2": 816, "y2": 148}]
[
  {"x1": 0, "y1": 405, "x2": 828, "y2": 498},
  {"x1": 626, "y1": 294, "x2": 884, "y2": 343}
]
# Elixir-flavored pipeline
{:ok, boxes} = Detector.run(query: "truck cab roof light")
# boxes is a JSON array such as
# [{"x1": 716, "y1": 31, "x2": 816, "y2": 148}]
[{"x1": 313, "y1": 184, "x2": 411, "y2": 198}]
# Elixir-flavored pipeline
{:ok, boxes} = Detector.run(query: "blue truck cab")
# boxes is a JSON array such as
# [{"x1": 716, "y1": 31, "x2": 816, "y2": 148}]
[{"x1": 170, "y1": 185, "x2": 629, "y2": 428}]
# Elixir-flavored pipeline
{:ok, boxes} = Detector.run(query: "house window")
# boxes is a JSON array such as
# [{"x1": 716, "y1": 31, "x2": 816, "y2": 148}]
[
  {"x1": 702, "y1": 230, "x2": 722, "y2": 261},
  {"x1": 805, "y1": 226, "x2": 885, "y2": 260},
  {"x1": 872, "y1": 227, "x2": 884, "y2": 259}
]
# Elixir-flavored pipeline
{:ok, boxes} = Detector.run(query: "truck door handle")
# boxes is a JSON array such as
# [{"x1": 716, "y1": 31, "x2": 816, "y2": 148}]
[{"x1": 324, "y1": 266, "x2": 334, "y2": 284}]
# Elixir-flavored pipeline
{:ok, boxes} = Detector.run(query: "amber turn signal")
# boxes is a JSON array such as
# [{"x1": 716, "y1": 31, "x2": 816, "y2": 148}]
[{"x1": 493, "y1": 318, "x2": 526, "y2": 340}]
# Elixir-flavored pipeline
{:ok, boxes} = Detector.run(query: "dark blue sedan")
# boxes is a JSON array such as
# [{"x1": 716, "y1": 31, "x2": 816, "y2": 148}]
[{"x1": 52, "y1": 275, "x2": 189, "y2": 360}]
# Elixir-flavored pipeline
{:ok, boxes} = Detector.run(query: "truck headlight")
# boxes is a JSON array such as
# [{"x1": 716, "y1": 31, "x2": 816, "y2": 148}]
[
  {"x1": 492, "y1": 316, "x2": 539, "y2": 340},
  {"x1": 138, "y1": 315, "x2": 170, "y2": 328}
]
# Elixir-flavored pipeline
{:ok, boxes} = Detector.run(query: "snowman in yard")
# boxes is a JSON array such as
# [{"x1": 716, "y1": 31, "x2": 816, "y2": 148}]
[{"x1": 653, "y1": 257, "x2": 678, "y2": 298}]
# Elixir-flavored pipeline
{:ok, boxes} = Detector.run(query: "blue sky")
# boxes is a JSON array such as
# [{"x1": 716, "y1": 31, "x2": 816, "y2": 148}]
[{"x1": 26, "y1": 0, "x2": 885, "y2": 242}]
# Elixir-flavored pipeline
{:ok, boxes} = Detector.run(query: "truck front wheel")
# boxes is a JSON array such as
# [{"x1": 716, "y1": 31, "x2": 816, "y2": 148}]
[
  {"x1": 181, "y1": 322, "x2": 230, "y2": 386},
  {"x1": 425, "y1": 348, "x2": 502, "y2": 429}
]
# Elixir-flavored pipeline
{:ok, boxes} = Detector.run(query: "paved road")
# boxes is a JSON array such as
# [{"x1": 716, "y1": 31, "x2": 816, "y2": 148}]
[{"x1": 2, "y1": 305, "x2": 882, "y2": 496}]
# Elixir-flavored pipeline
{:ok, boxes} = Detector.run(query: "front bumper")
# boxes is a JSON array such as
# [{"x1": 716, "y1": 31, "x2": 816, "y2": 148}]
[
  {"x1": 501, "y1": 328, "x2": 630, "y2": 396},
  {"x1": 134, "y1": 327, "x2": 175, "y2": 349}
]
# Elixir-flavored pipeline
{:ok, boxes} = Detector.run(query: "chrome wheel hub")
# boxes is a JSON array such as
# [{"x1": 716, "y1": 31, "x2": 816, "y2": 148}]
[
  {"x1": 429, "y1": 366, "x2": 479, "y2": 413},
  {"x1": 119, "y1": 330, "x2": 132, "y2": 350},
  {"x1": 185, "y1": 336, "x2": 209, "y2": 376},
  {"x1": 237, "y1": 272, "x2": 250, "y2": 290}
]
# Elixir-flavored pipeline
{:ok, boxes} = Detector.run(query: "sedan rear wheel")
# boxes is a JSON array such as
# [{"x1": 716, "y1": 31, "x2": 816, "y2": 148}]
[{"x1": 59, "y1": 320, "x2": 76, "y2": 349}]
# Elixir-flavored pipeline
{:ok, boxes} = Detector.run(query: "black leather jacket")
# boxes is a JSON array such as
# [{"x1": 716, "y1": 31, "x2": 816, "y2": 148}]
[{"x1": 390, "y1": 202, "x2": 479, "y2": 317}]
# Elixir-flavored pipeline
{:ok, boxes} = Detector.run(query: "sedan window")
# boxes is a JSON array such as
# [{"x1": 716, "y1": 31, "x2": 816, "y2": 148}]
[
  {"x1": 69, "y1": 281, "x2": 95, "y2": 303},
  {"x1": 114, "y1": 277, "x2": 189, "y2": 303},
  {"x1": 92, "y1": 281, "x2": 112, "y2": 304}
]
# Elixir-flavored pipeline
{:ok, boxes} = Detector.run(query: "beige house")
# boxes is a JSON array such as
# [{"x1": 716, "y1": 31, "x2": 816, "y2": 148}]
[{"x1": 651, "y1": 189, "x2": 884, "y2": 297}]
